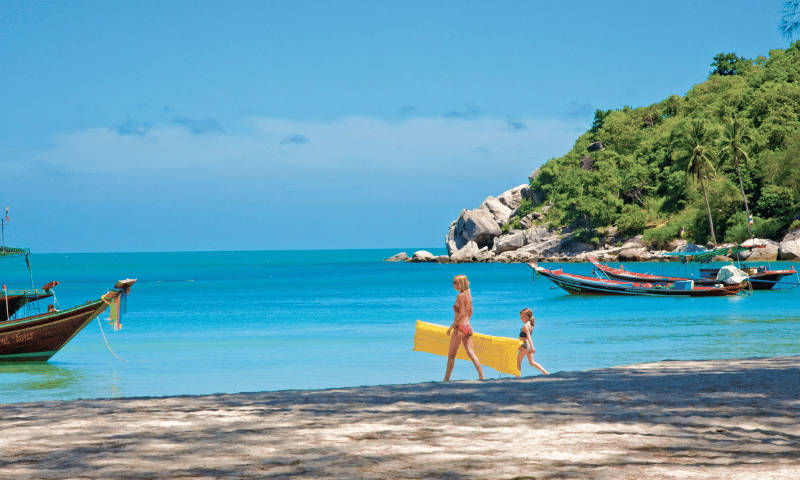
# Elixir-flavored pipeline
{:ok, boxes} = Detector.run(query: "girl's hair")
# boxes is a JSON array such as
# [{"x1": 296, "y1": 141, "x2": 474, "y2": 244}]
[
  {"x1": 453, "y1": 275, "x2": 470, "y2": 292},
  {"x1": 520, "y1": 308, "x2": 533, "y2": 320}
]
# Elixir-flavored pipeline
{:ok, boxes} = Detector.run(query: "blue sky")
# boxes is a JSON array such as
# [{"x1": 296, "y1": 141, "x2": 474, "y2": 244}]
[{"x1": 0, "y1": 0, "x2": 790, "y2": 252}]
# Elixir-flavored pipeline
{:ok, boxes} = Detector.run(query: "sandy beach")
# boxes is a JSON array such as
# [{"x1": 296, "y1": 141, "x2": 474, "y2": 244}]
[{"x1": 2, "y1": 355, "x2": 798, "y2": 479}]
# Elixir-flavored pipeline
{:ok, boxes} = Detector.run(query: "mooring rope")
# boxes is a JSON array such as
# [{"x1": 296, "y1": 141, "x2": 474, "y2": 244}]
[{"x1": 97, "y1": 317, "x2": 127, "y2": 362}]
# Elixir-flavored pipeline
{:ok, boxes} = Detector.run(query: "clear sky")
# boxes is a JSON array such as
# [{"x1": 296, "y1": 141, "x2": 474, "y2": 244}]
[{"x1": 0, "y1": 0, "x2": 791, "y2": 253}]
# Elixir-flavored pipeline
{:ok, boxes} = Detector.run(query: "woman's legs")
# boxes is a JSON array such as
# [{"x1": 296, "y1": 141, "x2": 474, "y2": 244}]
[
  {"x1": 444, "y1": 329, "x2": 462, "y2": 381},
  {"x1": 462, "y1": 335, "x2": 485, "y2": 380}
]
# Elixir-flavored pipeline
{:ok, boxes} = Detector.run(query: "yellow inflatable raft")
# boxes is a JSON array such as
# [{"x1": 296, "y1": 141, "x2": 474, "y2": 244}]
[{"x1": 413, "y1": 320, "x2": 521, "y2": 376}]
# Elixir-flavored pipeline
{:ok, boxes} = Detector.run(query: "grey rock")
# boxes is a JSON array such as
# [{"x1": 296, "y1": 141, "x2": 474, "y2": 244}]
[
  {"x1": 454, "y1": 210, "x2": 502, "y2": 250},
  {"x1": 732, "y1": 239, "x2": 779, "y2": 261},
  {"x1": 779, "y1": 239, "x2": 800, "y2": 260},
  {"x1": 782, "y1": 229, "x2": 800, "y2": 243},
  {"x1": 587, "y1": 141, "x2": 604, "y2": 152},
  {"x1": 496, "y1": 184, "x2": 530, "y2": 211},
  {"x1": 450, "y1": 241, "x2": 480, "y2": 263},
  {"x1": 528, "y1": 168, "x2": 541, "y2": 184},
  {"x1": 479, "y1": 196, "x2": 514, "y2": 226},
  {"x1": 411, "y1": 250, "x2": 436, "y2": 262},
  {"x1": 494, "y1": 231, "x2": 525, "y2": 254},
  {"x1": 665, "y1": 239, "x2": 687, "y2": 252},
  {"x1": 384, "y1": 252, "x2": 409, "y2": 262},
  {"x1": 618, "y1": 247, "x2": 648, "y2": 262}
]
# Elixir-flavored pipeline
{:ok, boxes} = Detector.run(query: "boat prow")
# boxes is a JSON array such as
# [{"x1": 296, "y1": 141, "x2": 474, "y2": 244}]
[{"x1": 0, "y1": 279, "x2": 137, "y2": 363}]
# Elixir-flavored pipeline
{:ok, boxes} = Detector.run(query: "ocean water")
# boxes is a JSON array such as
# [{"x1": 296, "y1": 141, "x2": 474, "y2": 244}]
[{"x1": 1, "y1": 249, "x2": 799, "y2": 404}]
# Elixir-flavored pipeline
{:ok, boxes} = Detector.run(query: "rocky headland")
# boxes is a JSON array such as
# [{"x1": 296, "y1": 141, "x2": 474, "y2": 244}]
[{"x1": 386, "y1": 175, "x2": 800, "y2": 264}]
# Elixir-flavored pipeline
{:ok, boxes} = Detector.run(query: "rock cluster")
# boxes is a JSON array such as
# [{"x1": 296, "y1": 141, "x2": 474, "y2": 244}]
[{"x1": 385, "y1": 183, "x2": 800, "y2": 264}]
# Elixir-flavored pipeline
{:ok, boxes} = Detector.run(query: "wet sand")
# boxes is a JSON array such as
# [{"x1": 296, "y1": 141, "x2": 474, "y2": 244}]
[{"x1": 1, "y1": 355, "x2": 799, "y2": 479}]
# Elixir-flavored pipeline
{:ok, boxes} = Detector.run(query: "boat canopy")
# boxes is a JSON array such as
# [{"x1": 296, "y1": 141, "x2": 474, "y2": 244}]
[
  {"x1": 0, "y1": 246, "x2": 30, "y2": 258},
  {"x1": 658, "y1": 245, "x2": 750, "y2": 263}
]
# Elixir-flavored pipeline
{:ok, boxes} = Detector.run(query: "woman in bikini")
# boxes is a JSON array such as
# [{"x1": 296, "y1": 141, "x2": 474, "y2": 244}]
[
  {"x1": 444, "y1": 275, "x2": 485, "y2": 381},
  {"x1": 517, "y1": 308, "x2": 549, "y2": 375}
]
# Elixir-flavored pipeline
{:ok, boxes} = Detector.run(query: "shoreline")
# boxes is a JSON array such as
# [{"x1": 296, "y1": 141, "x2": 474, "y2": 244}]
[{"x1": 3, "y1": 355, "x2": 798, "y2": 479}]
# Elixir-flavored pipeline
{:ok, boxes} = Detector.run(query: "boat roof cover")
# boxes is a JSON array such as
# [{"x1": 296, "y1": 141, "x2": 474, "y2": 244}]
[
  {"x1": 659, "y1": 245, "x2": 749, "y2": 263},
  {"x1": 716, "y1": 265, "x2": 749, "y2": 285},
  {"x1": 0, "y1": 246, "x2": 30, "y2": 258}
]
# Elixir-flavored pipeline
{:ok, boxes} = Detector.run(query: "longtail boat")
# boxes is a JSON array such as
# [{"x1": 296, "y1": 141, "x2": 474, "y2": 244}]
[
  {"x1": 0, "y1": 278, "x2": 136, "y2": 362},
  {"x1": 529, "y1": 263, "x2": 745, "y2": 297},
  {"x1": 589, "y1": 256, "x2": 721, "y2": 286},
  {"x1": 1, "y1": 246, "x2": 57, "y2": 320},
  {"x1": 2, "y1": 230, "x2": 136, "y2": 361},
  {"x1": 698, "y1": 264, "x2": 798, "y2": 290}
]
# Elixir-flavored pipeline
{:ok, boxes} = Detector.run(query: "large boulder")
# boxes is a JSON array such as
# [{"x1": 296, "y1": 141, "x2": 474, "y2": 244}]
[
  {"x1": 494, "y1": 230, "x2": 525, "y2": 254},
  {"x1": 665, "y1": 239, "x2": 687, "y2": 252},
  {"x1": 446, "y1": 209, "x2": 503, "y2": 255},
  {"x1": 384, "y1": 252, "x2": 409, "y2": 262},
  {"x1": 450, "y1": 241, "x2": 480, "y2": 262},
  {"x1": 445, "y1": 222, "x2": 459, "y2": 255},
  {"x1": 782, "y1": 229, "x2": 800, "y2": 243},
  {"x1": 587, "y1": 141, "x2": 604, "y2": 152},
  {"x1": 517, "y1": 237, "x2": 562, "y2": 257},
  {"x1": 496, "y1": 184, "x2": 530, "y2": 211},
  {"x1": 410, "y1": 250, "x2": 436, "y2": 262},
  {"x1": 732, "y1": 238, "x2": 779, "y2": 261},
  {"x1": 779, "y1": 238, "x2": 800, "y2": 260},
  {"x1": 479, "y1": 196, "x2": 514, "y2": 225},
  {"x1": 618, "y1": 247, "x2": 648, "y2": 262},
  {"x1": 525, "y1": 225, "x2": 553, "y2": 244}
]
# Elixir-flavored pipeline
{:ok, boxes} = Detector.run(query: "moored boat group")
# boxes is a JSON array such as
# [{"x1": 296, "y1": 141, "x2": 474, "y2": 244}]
[{"x1": 529, "y1": 248, "x2": 798, "y2": 297}]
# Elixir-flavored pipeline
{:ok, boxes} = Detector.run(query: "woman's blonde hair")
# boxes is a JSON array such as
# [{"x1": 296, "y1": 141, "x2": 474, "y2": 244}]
[
  {"x1": 453, "y1": 275, "x2": 470, "y2": 292},
  {"x1": 520, "y1": 308, "x2": 533, "y2": 320}
]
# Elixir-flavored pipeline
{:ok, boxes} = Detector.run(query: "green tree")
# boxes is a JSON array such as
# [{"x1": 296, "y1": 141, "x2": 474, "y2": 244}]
[
  {"x1": 718, "y1": 114, "x2": 754, "y2": 240},
  {"x1": 710, "y1": 53, "x2": 751, "y2": 76},
  {"x1": 591, "y1": 109, "x2": 611, "y2": 134},
  {"x1": 672, "y1": 120, "x2": 719, "y2": 245}
]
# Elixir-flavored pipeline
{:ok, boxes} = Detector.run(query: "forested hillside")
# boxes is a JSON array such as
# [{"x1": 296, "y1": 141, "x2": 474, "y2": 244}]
[{"x1": 523, "y1": 42, "x2": 800, "y2": 248}]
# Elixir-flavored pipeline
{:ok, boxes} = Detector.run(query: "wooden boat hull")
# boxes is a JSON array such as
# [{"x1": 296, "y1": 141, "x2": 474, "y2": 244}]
[
  {"x1": 700, "y1": 266, "x2": 797, "y2": 290},
  {"x1": 532, "y1": 264, "x2": 745, "y2": 297},
  {"x1": 1, "y1": 291, "x2": 55, "y2": 321},
  {"x1": 0, "y1": 299, "x2": 109, "y2": 362},
  {"x1": 589, "y1": 258, "x2": 720, "y2": 286}
]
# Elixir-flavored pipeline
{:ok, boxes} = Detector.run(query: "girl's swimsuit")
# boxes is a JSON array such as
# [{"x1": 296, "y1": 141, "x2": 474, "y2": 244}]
[{"x1": 520, "y1": 325, "x2": 533, "y2": 349}]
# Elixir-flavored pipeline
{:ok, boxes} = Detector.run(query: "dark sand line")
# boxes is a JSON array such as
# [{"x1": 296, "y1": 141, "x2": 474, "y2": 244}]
[{"x1": 2, "y1": 355, "x2": 799, "y2": 479}]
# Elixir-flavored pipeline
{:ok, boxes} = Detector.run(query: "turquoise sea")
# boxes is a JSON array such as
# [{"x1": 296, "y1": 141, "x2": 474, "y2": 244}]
[{"x1": 1, "y1": 249, "x2": 799, "y2": 404}]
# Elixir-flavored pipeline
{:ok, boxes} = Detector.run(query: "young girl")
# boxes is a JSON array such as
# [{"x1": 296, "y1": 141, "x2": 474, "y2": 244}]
[
  {"x1": 517, "y1": 308, "x2": 549, "y2": 375},
  {"x1": 444, "y1": 275, "x2": 485, "y2": 381}
]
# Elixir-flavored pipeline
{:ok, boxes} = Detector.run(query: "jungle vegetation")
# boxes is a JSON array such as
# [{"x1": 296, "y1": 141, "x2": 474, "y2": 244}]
[{"x1": 519, "y1": 42, "x2": 800, "y2": 248}]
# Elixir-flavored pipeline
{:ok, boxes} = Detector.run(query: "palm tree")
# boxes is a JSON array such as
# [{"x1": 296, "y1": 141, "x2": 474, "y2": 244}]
[
  {"x1": 781, "y1": 0, "x2": 800, "y2": 39},
  {"x1": 673, "y1": 119, "x2": 719, "y2": 246},
  {"x1": 718, "y1": 114, "x2": 754, "y2": 241}
]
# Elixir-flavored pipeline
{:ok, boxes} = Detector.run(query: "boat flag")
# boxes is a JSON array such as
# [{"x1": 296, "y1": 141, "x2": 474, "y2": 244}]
[{"x1": 4, "y1": 206, "x2": 8, "y2": 222}]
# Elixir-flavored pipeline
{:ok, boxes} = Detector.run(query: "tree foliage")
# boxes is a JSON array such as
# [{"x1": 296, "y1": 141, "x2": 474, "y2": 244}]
[
  {"x1": 528, "y1": 42, "x2": 800, "y2": 246},
  {"x1": 710, "y1": 53, "x2": 752, "y2": 76}
]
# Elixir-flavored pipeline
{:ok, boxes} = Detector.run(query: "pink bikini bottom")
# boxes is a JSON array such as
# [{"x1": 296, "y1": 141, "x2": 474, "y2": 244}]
[{"x1": 457, "y1": 324, "x2": 473, "y2": 337}]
